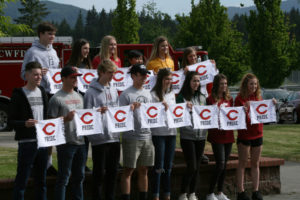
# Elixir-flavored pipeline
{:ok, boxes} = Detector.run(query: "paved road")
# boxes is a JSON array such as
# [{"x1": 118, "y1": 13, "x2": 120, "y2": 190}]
[{"x1": 1, "y1": 131, "x2": 299, "y2": 199}]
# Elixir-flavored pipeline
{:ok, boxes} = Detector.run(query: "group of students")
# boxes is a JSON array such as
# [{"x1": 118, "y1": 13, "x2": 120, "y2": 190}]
[{"x1": 9, "y1": 22, "x2": 266, "y2": 200}]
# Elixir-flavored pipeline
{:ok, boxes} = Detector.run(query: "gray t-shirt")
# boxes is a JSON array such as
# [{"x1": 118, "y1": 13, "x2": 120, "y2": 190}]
[
  {"x1": 23, "y1": 87, "x2": 43, "y2": 121},
  {"x1": 48, "y1": 89, "x2": 84, "y2": 145},
  {"x1": 119, "y1": 86, "x2": 152, "y2": 140}
]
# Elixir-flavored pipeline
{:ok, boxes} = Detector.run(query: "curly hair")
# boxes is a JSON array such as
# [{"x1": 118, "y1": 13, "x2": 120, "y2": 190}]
[{"x1": 239, "y1": 73, "x2": 261, "y2": 99}]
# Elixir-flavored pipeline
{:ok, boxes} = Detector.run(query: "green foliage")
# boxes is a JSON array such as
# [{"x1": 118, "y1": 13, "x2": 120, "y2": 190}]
[
  {"x1": 14, "y1": 0, "x2": 49, "y2": 32},
  {"x1": 56, "y1": 18, "x2": 72, "y2": 36},
  {"x1": 247, "y1": 0, "x2": 296, "y2": 88},
  {"x1": 138, "y1": 1, "x2": 177, "y2": 44},
  {"x1": 0, "y1": 0, "x2": 32, "y2": 36},
  {"x1": 112, "y1": 0, "x2": 140, "y2": 44},
  {"x1": 175, "y1": 0, "x2": 249, "y2": 85},
  {"x1": 73, "y1": 10, "x2": 84, "y2": 41}
]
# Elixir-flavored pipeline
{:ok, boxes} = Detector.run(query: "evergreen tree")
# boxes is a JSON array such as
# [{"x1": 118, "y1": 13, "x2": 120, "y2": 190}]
[
  {"x1": 73, "y1": 10, "x2": 85, "y2": 41},
  {"x1": 247, "y1": 0, "x2": 296, "y2": 87},
  {"x1": 175, "y1": 0, "x2": 249, "y2": 85},
  {"x1": 112, "y1": 0, "x2": 140, "y2": 43},
  {"x1": 56, "y1": 19, "x2": 72, "y2": 36},
  {"x1": 85, "y1": 6, "x2": 99, "y2": 46},
  {"x1": 14, "y1": 0, "x2": 49, "y2": 32}
]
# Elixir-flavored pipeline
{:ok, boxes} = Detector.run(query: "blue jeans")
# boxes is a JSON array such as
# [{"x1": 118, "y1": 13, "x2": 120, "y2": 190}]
[
  {"x1": 55, "y1": 144, "x2": 87, "y2": 200},
  {"x1": 152, "y1": 136, "x2": 176, "y2": 198},
  {"x1": 13, "y1": 142, "x2": 48, "y2": 200}
]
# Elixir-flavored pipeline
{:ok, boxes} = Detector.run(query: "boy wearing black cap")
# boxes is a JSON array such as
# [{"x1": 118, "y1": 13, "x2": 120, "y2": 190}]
[
  {"x1": 48, "y1": 66, "x2": 86, "y2": 200},
  {"x1": 119, "y1": 64, "x2": 155, "y2": 200}
]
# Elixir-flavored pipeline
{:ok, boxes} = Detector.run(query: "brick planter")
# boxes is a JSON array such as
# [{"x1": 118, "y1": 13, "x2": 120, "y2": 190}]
[{"x1": 0, "y1": 149, "x2": 284, "y2": 200}]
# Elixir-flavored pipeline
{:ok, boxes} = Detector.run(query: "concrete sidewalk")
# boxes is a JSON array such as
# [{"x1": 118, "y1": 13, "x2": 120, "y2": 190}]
[{"x1": 1, "y1": 131, "x2": 299, "y2": 199}]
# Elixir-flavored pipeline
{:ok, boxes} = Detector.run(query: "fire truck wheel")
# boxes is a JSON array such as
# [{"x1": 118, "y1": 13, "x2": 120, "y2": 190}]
[{"x1": 0, "y1": 103, "x2": 10, "y2": 132}]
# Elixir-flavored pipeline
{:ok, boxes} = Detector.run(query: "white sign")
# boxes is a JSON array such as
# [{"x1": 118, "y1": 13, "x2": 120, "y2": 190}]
[
  {"x1": 143, "y1": 70, "x2": 156, "y2": 91},
  {"x1": 187, "y1": 60, "x2": 216, "y2": 85},
  {"x1": 192, "y1": 105, "x2": 219, "y2": 129},
  {"x1": 35, "y1": 117, "x2": 66, "y2": 148},
  {"x1": 111, "y1": 67, "x2": 132, "y2": 91},
  {"x1": 74, "y1": 109, "x2": 103, "y2": 136},
  {"x1": 166, "y1": 103, "x2": 192, "y2": 128},
  {"x1": 46, "y1": 68, "x2": 63, "y2": 94},
  {"x1": 250, "y1": 100, "x2": 276, "y2": 124},
  {"x1": 219, "y1": 106, "x2": 246, "y2": 130},
  {"x1": 77, "y1": 69, "x2": 98, "y2": 93},
  {"x1": 172, "y1": 70, "x2": 185, "y2": 94},
  {"x1": 106, "y1": 106, "x2": 134, "y2": 133},
  {"x1": 140, "y1": 103, "x2": 166, "y2": 128}
]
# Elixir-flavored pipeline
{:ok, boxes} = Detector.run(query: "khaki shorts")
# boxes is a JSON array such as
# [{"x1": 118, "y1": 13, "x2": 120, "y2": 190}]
[{"x1": 122, "y1": 139, "x2": 155, "y2": 168}]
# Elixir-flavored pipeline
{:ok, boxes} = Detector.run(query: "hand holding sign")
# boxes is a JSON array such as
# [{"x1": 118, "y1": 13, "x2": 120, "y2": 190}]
[{"x1": 25, "y1": 119, "x2": 38, "y2": 128}]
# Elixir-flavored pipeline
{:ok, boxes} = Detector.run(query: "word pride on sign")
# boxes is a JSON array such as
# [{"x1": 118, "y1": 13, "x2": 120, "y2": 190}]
[
  {"x1": 192, "y1": 105, "x2": 219, "y2": 129},
  {"x1": 111, "y1": 67, "x2": 132, "y2": 91},
  {"x1": 74, "y1": 109, "x2": 103, "y2": 136},
  {"x1": 46, "y1": 69, "x2": 63, "y2": 94},
  {"x1": 250, "y1": 100, "x2": 276, "y2": 124},
  {"x1": 187, "y1": 60, "x2": 218, "y2": 85},
  {"x1": 106, "y1": 106, "x2": 134, "y2": 133},
  {"x1": 166, "y1": 103, "x2": 191, "y2": 128},
  {"x1": 219, "y1": 106, "x2": 246, "y2": 130},
  {"x1": 35, "y1": 117, "x2": 66, "y2": 148},
  {"x1": 140, "y1": 103, "x2": 166, "y2": 128},
  {"x1": 77, "y1": 69, "x2": 98, "y2": 93}
]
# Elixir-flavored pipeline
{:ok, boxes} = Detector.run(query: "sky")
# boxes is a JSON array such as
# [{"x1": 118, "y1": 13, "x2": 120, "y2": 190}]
[{"x1": 48, "y1": 0, "x2": 255, "y2": 17}]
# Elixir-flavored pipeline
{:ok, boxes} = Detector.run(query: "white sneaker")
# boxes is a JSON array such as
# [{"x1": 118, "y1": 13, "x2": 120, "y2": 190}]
[
  {"x1": 215, "y1": 192, "x2": 230, "y2": 200},
  {"x1": 178, "y1": 193, "x2": 188, "y2": 200},
  {"x1": 206, "y1": 193, "x2": 218, "y2": 200},
  {"x1": 188, "y1": 193, "x2": 198, "y2": 200}
]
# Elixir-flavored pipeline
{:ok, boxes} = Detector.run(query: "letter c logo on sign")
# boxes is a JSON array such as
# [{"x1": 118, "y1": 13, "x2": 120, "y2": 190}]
[
  {"x1": 226, "y1": 110, "x2": 238, "y2": 120},
  {"x1": 200, "y1": 109, "x2": 211, "y2": 120},
  {"x1": 145, "y1": 74, "x2": 150, "y2": 84},
  {"x1": 173, "y1": 106, "x2": 183, "y2": 117},
  {"x1": 52, "y1": 72, "x2": 62, "y2": 84},
  {"x1": 196, "y1": 65, "x2": 207, "y2": 76},
  {"x1": 172, "y1": 73, "x2": 180, "y2": 84},
  {"x1": 42, "y1": 123, "x2": 55, "y2": 135},
  {"x1": 256, "y1": 104, "x2": 268, "y2": 114},
  {"x1": 113, "y1": 70, "x2": 124, "y2": 82},
  {"x1": 80, "y1": 112, "x2": 93, "y2": 124},
  {"x1": 83, "y1": 73, "x2": 95, "y2": 84},
  {"x1": 114, "y1": 110, "x2": 126, "y2": 122},
  {"x1": 147, "y1": 106, "x2": 158, "y2": 118}
]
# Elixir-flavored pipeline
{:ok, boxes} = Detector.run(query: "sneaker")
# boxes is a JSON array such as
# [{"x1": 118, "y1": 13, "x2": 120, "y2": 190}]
[
  {"x1": 216, "y1": 192, "x2": 230, "y2": 200},
  {"x1": 252, "y1": 191, "x2": 263, "y2": 200},
  {"x1": 237, "y1": 192, "x2": 250, "y2": 200},
  {"x1": 206, "y1": 193, "x2": 218, "y2": 200},
  {"x1": 188, "y1": 193, "x2": 198, "y2": 200},
  {"x1": 178, "y1": 193, "x2": 188, "y2": 200}
]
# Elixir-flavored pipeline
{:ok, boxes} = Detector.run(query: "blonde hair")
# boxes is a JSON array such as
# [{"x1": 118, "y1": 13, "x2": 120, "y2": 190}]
[
  {"x1": 147, "y1": 36, "x2": 170, "y2": 64},
  {"x1": 97, "y1": 59, "x2": 117, "y2": 74},
  {"x1": 182, "y1": 47, "x2": 196, "y2": 68},
  {"x1": 99, "y1": 35, "x2": 118, "y2": 61},
  {"x1": 239, "y1": 73, "x2": 261, "y2": 99}
]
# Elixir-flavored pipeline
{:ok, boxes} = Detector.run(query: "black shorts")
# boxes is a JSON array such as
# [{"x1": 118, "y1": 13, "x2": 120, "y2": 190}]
[{"x1": 237, "y1": 137, "x2": 263, "y2": 147}]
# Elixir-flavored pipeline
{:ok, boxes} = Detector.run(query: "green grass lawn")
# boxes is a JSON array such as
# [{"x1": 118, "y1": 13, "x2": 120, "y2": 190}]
[{"x1": 1, "y1": 124, "x2": 300, "y2": 179}]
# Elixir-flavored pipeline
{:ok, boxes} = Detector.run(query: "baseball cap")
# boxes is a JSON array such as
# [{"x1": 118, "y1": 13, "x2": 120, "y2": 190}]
[
  {"x1": 128, "y1": 64, "x2": 150, "y2": 75},
  {"x1": 61, "y1": 66, "x2": 82, "y2": 77}
]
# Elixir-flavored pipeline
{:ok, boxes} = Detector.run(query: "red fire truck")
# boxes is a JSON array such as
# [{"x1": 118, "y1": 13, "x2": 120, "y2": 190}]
[{"x1": 0, "y1": 37, "x2": 209, "y2": 131}]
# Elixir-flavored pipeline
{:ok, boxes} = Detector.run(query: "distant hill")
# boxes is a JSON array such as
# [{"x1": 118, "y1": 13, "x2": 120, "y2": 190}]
[
  {"x1": 3, "y1": 0, "x2": 88, "y2": 27},
  {"x1": 3, "y1": 0, "x2": 300, "y2": 26},
  {"x1": 227, "y1": 0, "x2": 300, "y2": 18}
]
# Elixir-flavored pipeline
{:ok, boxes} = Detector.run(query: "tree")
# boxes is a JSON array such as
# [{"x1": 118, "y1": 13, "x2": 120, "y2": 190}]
[
  {"x1": 73, "y1": 10, "x2": 85, "y2": 41},
  {"x1": 247, "y1": 0, "x2": 296, "y2": 87},
  {"x1": 112, "y1": 0, "x2": 140, "y2": 43},
  {"x1": 14, "y1": 0, "x2": 49, "y2": 32},
  {"x1": 85, "y1": 6, "x2": 99, "y2": 46},
  {"x1": 56, "y1": 19, "x2": 72, "y2": 36},
  {"x1": 175, "y1": 0, "x2": 249, "y2": 85},
  {"x1": 0, "y1": 0, "x2": 31, "y2": 36}
]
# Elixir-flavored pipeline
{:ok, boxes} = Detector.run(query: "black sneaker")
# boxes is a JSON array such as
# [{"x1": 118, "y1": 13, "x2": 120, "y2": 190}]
[
  {"x1": 252, "y1": 191, "x2": 263, "y2": 200},
  {"x1": 237, "y1": 191, "x2": 250, "y2": 200}
]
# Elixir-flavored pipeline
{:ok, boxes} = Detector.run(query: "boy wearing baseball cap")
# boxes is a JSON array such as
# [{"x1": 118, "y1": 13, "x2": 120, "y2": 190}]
[
  {"x1": 119, "y1": 64, "x2": 154, "y2": 200},
  {"x1": 48, "y1": 66, "x2": 86, "y2": 200}
]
